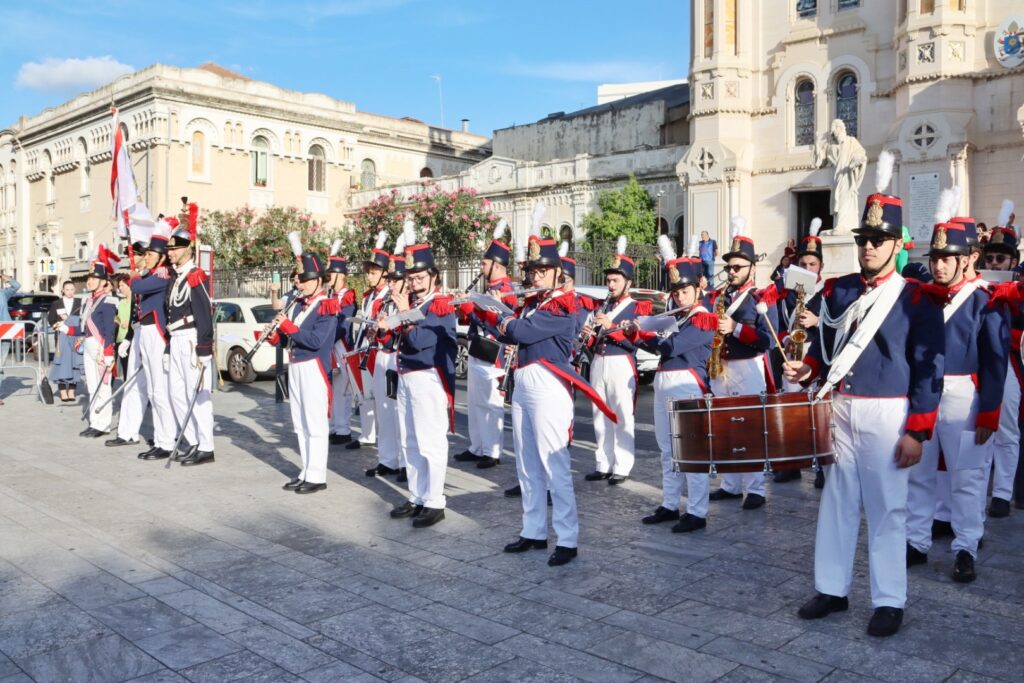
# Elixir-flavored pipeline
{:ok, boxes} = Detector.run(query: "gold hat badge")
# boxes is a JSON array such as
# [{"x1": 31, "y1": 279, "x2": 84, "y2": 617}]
[
  {"x1": 731, "y1": 237, "x2": 742, "y2": 252},
  {"x1": 992, "y1": 230, "x2": 1004, "y2": 244},
  {"x1": 405, "y1": 247, "x2": 415, "y2": 263},
  {"x1": 807, "y1": 239, "x2": 818, "y2": 252},
  {"x1": 388, "y1": 259, "x2": 396, "y2": 273},
  {"x1": 528, "y1": 239, "x2": 541, "y2": 261},
  {"x1": 611, "y1": 255, "x2": 621, "y2": 269},
  {"x1": 933, "y1": 227, "x2": 948, "y2": 250},
  {"x1": 668, "y1": 264, "x2": 681, "y2": 284},
  {"x1": 866, "y1": 198, "x2": 884, "y2": 228}
]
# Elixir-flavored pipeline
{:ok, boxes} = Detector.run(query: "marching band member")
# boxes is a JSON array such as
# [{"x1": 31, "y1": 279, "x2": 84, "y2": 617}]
[
  {"x1": 583, "y1": 235, "x2": 651, "y2": 485},
  {"x1": 347, "y1": 231, "x2": 391, "y2": 451},
  {"x1": 636, "y1": 237, "x2": 717, "y2": 532},
  {"x1": 384, "y1": 227, "x2": 457, "y2": 528},
  {"x1": 455, "y1": 221, "x2": 518, "y2": 469},
  {"x1": 785, "y1": 152, "x2": 944, "y2": 637},
  {"x1": 559, "y1": 244, "x2": 599, "y2": 336},
  {"x1": 47, "y1": 280, "x2": 83, "y2": 403},
  {"x1": 62, "y1": 258, "x2": 118, "y2": 437},
  {"x1": 165, "y1": 225, "x2": 216, "y2": 466},
  {"x1": 327, "y1": 241, "x2": 357, "y2": 446},
  {"x1": 475, "y1": 225, "x2": 618, "y2": 567},
  {"x1": 131, "y1": 229, "x2": 177, "y2": 461},
  {"x1": 905, "y1": 205, "x2": 1008, "y2": 584},
  {"x1": 705, "y1": 217, "x2": 777, "y2": 509},
  {"x1": 267, "y1": 239, "x2": 338, "y2": 494}
]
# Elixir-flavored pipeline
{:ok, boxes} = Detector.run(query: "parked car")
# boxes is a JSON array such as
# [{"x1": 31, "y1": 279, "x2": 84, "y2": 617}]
[
  {"x1": 574, "y1": 285, "x2": 667, "y2": 384},
  {"x1": 213, "y1": 297, "x2": 288, "y2": 383},
  {"x1": 8, "y1": 292, "x2": 60, "y2": 361}
]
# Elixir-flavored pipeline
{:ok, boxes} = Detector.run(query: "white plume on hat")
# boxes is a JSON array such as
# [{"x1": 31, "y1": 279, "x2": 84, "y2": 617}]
[
  {"x1": 558, "y1": 241, "x2": 570, "y2": 258},
  {"x1": 287, "y1": 231, "x2": 303, "y2": 258},
  {"x1": 998, "y1": 199, "x2": 1015, "y2": 227},
  {"x1": 616, "y1": 235, "x2": 628, "y2": 256},
  {"x1": 688, "y1": 235, "x2": 700, "y2": 258},
  {"x1": 933, "y1": 188, "x2": 957, "y2": 224},
  {"x1": 656, "y1": 234, "x2": 676, "y2": 262},
  {"x1": 374, "y1": 230, "x2": 389, "y2": 251},
  {"x1": 493, "y1": 218, "x2": 507, "y2": 240},
  {"x1": 730, "y1": 216, "x2": 746, "y2": 239},
  {"x1": 874, "y1": 150, "x2": 895, "y2": 194},
  {"x1": 329, "y1": 238, "x2": 342, "y2": 257},
  {"x1": 515, "y1": 237, "x2": 527, "y2": 263},
  {"x1": 401, "y1": 220, "x2": 417, "y2": 248},
  {"x1": 530, "y1": 201, "x2": 546, "y2": 238},
  {"x1": 809, "y1": 217, "x2": 822, "y2": 237},
  {"x1": 394, "y1": 232, "x2": 407, "y2": 256}
]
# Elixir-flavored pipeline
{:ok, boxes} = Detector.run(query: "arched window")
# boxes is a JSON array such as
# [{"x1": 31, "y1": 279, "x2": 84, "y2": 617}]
[
  {"x1": 835, "y1": 72, "x2": 858, "y2": 139},
  {"x1": 191, "y1": 130, "x2": 206, "y2": 175},
  {"x1": 559, "y1": 224, "x2": 574, "y2": 251},
  {"x1": 657, "y1": 217, "x2": 669, "y2": 234},
  {"x1": 419, "y1": 166, "x2": 433, "y2": 178},
  {"x1": 251, "y1": 136, "x2": 270, "y2": 187},
  {"x1": 360, "y1": 159, "x2": 376, "y2": 190},
  {"x1": 674, "y1": 215, "x2": 687, "y2": 253},
  {"x1": 794, "y1": 79, "x2": 816, "y2": 146},
  {"x1": 308, "y1": 144, "x2": 326, "y2": 192},
  {"x1": 797, "y1": 0, "x2": 817, "y2": 17}
]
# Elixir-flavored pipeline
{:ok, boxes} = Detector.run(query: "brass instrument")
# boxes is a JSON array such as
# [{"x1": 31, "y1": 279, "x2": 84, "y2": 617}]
[
  {"x1": 707, "y1": 286, "x2": 728, "y2": 380},
  {"x1": 785, "y1": 285, "x2": 808, "y2": 362}
]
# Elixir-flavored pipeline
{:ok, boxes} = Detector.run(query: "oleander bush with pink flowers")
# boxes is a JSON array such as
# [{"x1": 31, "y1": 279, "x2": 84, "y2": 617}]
[{"x1": 200, "y1": 206, "x2": 342, "y2": 269}]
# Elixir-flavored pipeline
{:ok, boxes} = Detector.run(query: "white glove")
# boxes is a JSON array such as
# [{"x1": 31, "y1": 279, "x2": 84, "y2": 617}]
[
  {"x1": 162, "y1": 354, "x2": 170, "y2": 372},
  {"x1": 58, "y1": 323, "x2": 69, "y2": 334},
  {"x1": 118, "y1": 340, "x2": 130, "y2": 359}
]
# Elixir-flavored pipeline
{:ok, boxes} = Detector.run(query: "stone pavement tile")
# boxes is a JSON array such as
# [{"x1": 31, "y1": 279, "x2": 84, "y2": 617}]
[
  {"x1": 170, "y1": 540, "x2": 259, "y2": 575},
  {"x1": 249, "y1": 579, "x2": 372, "y2": 624},
  {"x1": 487, "y1": 599, "x2": 625, "y2": 650},
  {"x1": 910, "y1": 596, "x2": 1024, "y2": 645},
  {"x1": 0, "y1": 673, "x2": 33, "y2": 683},
  {"x1": 349, "y1": 554, "x2": 448, "y2": 590},
  {"x1": 656, "y1": 600, "x2": 806, "y2": 649},
  {"x1": 67, "y1": 546, "x2": 168, "y2": 585},
  {"x1": 699, "y1": 635, "x2": 834, "y2": 682},
  {"x1": 495, "y1": 633, "x2": 643, "y2": 683},
  {"x1": 312, "y1": 605, "x2": 445, "y2": 659},
  {"x1": 779, "y1": 631, "x2": 955, "y2": 682},
  {"x1": 226, "y1": 624, "x2": 335, "y2": 674},
  {"x1": 401, "y1": 533, "x2": 501, "y2": 563},
  {"x1": 325, "y1": 573, "x2": 435, "y2": 613},
  {"x1": 373, "y1": 632, "x2": 516, "y2": 683},
  {"x1": 459, "y1": 656, "x2": 584, "y2": 682},
  {"x1": 0, "y1": 596, "x2": 112, "y2": 660},
  {"x1": 89, "y1": 596, "x2": 197, "y2": 641},
  {"x1": 516, "y1": 585, "x2": 621, "y2": 620},
  {"x1": 818, "y1": 671, "x2": 883, "y2": 683},
  {"x1": 199, "y1": 556, "x2": 309, "y2": 596},
  {"x1": 600, "y1": 609, "x2": 718, "y2": 650},
  {"x1": 134, "y1": 623, "x2": 244, "y2": 671},
  {"x1": 0, "y1": 653, "x2": 19, "y2": 678},
  {"x1": 688, "y1": 556, "x2": 801, "y2": 587},
  {"x1": 0, "y1": 574, "x2": 61, "y2": 615},
  {"x1": 406, "y1": 602, "x2": 520, "y2": 645},
  {"x1": 179, "y1": 650, "x2": 302, "y2": 682},
  {"x1": 136, "y1": 576, "x2": 191, "y2": 597},
  {"x1": 943, "y1": 670, "x2": 1012, "y2": 683},
  {"x1": 9, "y1": 549, "x2": 103, "y2": 585},
  {"x1": 299, "y1": 660, "x2": 387, "y2": 682},
  {"x1": 156, "y1": 588, "x2": 261, "y2": 634},
  {"x1": 270, "y1": 551, "x2": 344, "y2": 577},
  {"x1": 125, "y1": 671, "x2": 189, "y2": 682},
  {"x1": 586, "y1": 631, "x2": 736, "y2": 683},
  {"x1": 882, "y1": 617, "x2": 1024, "y2": 682},
  {"x1": 303, "y1": 634, "x2": 409, "y2": 682},
  {"x1": 624, "y1": 540, "x2": 715, "y2": 568},
  {"x1": 419, "y1": 554, "x2": 536, "y2": 594},
  {"x1": 407, "y1": 576, "x2": 519, "y2": 616},
  {"x1": 671, "y1": 575, "x2": 798, "y2": 618},
  {"x1": 50, "y1": 570, "x2": 148, "y2": 610},
  {"x1": 713, "y1": 665, "x2": 795, "y2": 682},
  {"x1": 18, "y1": 633, "x2": 162, "y2": 683}
]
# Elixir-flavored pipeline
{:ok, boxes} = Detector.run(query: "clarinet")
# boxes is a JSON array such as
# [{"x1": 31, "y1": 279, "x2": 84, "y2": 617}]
[{"x1": 356, "y1": 289, "x2": 390, "y2": 371}]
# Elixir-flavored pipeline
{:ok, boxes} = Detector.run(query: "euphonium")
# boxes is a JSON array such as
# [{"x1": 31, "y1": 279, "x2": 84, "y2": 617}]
[
  {"x1": 785, "y1": 285, "x2": 808, "y2": 362},
  {"x1": 707, "y1": 286, "x2": 727, "y2": 380}
]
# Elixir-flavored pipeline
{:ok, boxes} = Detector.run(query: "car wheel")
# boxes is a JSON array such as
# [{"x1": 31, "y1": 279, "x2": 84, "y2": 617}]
[
  {"x1": 455, "y1": 338, "x2": 469, "y2": 380},
  {"x1": 227, "y1": 347, "x2": 257, "y2": 383}
]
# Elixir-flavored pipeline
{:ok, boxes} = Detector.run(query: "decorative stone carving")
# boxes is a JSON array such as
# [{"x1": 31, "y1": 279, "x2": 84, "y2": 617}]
[
  {"x1": 813, "y1": 119, "x2": 867, "y2": 235},
  {"x1": 917, "y1": 42, "x2": 935, "y2": 64}
]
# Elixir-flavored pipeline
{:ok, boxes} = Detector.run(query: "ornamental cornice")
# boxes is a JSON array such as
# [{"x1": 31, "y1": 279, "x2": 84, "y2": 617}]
[
  {"x1": 52, "y1": 161, "x2": 80, "y2": 174},
  {"x1": 25, "y1": 170, "x2": 45, "y2": 182},
  {"x1": 874, "y1": 63, "x2": 1024, "y2": 97}
]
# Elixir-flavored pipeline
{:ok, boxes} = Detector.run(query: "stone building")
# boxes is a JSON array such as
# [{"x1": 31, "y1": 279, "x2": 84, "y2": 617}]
[{"x1": 0, "y1": 63, "x2": 489, "y2": 290}]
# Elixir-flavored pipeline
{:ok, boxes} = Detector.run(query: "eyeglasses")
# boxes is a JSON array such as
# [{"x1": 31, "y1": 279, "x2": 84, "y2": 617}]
[
  {"x1": 724, "y1": 264, "x2": 750, "y2": 273},
  {"x1": 853, "y1": 235, "x2": 893, "y2": 248},
  {"x1": 985, "y1": 254, "x2": 1010, "y2": 264}
]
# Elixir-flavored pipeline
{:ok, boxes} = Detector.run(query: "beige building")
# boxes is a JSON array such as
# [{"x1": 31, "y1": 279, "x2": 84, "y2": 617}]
[{"x1": 0, "y1": 63, "x2": 489, "y2": 290}]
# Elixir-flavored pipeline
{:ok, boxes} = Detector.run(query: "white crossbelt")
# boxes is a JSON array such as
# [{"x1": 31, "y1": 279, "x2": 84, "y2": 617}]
[{"x1": 167, "y1": 316, "x2": 194, "y2": 331}]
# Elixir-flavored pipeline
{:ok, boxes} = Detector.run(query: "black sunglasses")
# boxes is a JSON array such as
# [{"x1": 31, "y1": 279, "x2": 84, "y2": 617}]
[
  {"x1": 985, "y1": 253, "x2": 1010, "y2": 263},
  {"x1": 724, "y1": 264, "x2": 750, "y2": 273},
  {"x1": 854, "y1": 235, "x2": 894, "y2": 248}
]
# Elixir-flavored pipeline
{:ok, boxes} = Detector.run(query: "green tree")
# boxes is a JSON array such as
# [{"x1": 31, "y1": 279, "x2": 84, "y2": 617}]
[
  {"x1": 579, "y1": 174, "x2": 657, "y2": 250},
  {"x1": 200, "y1": 206, "x2": 345, "y2": 269}
]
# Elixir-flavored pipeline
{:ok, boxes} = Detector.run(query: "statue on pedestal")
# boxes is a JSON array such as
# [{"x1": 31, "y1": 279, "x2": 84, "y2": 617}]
[{"x1": 813, "y1": 119, "x2": 867, "y2": 235}]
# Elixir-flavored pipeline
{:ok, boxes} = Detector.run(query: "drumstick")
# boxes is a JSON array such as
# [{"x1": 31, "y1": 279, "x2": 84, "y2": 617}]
[{"x1": 755, "y1": 301, "x2": 791, "y2": 363}]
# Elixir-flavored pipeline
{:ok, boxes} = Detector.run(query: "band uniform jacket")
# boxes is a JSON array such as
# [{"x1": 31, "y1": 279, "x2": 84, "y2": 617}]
[{"x1": 166, "y1": 264, "x2": 214, "y2": 357}]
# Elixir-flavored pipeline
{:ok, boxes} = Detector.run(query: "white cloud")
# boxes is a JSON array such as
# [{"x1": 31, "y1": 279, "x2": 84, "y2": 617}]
[
  {"x1": 506, "y1": 59, "x2": 667, "y2": 83},
  {"x1": 15, "y1": 56, "x2": 135, "y2": 92}
]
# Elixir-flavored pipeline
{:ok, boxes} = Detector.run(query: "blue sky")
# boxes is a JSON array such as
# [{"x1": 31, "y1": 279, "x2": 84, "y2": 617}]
[{"x1": 1, "y1": 0, "x2": 691, "y2": 136}]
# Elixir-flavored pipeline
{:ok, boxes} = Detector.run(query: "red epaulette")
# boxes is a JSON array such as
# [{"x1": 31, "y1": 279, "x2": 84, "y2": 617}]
[
  {"x1": 988, "y1": 281, "x2": 1022, "y2": 309},
  {"x1": 187, "y1": 269, "x2": 208, "y2": 287},
  {"x1": 691, "y1": 312, "x2": 719, "y2": 331},
  {"x1": 634, "y1": 299, "x2": 653, "y2": 316},
  {"x1": 501, "y1": 293, "x2": 518, "y2": 308},
  {"x1": 911, "y1": 281, "x2": 950, "y2": 306},
  {"x1": 340, "y1": 289, "x2": 356, "y2": 307},
  {"x1": 540, "y1": 293, "x2": 577, "y2": 316},
  {"x1": 577, "y1": 294, "x2": 599, "y2": 311},
  {"x1": 822, "y1": 277, "x2": 838, "y2": 298},
  {"x1": 428, "y1": 295, "x2": 455, "y2": 317},
  {"x1": 756, "y1": 283, "x2": 786, "y2": 306},
  {"x1": 319, "y1": 297, "x2": 341, "y2": 316},
  {"x1": 153, "y1": 266, "x2": 171, "y2": 280}
]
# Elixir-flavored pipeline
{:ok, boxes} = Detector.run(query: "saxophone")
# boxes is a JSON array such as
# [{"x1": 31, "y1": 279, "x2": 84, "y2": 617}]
[
  {"x1": 785, "y1": 285, "x2": 808, "y2": 362},
  {"x1": 707, "y1": 286, "x2": 727, "y2": 380}
]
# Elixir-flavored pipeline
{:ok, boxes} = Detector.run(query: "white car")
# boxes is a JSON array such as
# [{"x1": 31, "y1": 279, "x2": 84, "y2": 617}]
[
  {"x1": 213, "y1": 297, "x2": 288, "y2": 383},
  {"x1": 574, "y1": 285, "x2": 667, "y2": 384}
]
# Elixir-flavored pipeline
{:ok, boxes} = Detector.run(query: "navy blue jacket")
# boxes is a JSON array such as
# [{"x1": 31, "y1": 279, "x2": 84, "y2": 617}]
[
  {"x1": 703, "y1": 282, "x2": 777, "y2": 361},
  {"x1": 166, "y1": 262, "x2": 214, "y2": 357},
  {"x1": 634, "y1": 306, "x2": 717, "y2": 390},
  {"x1": 273, "y1": 291, "x2": 338, "y2": 376},
  {"x1": 130, "y1": 267, "x2": 171, "y2": 338}
]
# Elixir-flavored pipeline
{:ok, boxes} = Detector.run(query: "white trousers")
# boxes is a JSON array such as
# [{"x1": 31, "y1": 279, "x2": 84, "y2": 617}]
[
  {"x1": 398, "y1": 369, "x2": 449, "y2": 509},
  {"x1": 908, "y1": 376, "x2": 992, "y2": 558},
  {"x1": 591, "y1": 354, "x2": 636, "y2": 476},
  {"x1": 288, "y1": 359, "x2": 330, "y2": 484},
  {"x1": 116, "y1": 332, "x2": 149, "y2": 441},
  {"x1": 138, "y1": 325, "x2": 175, "y2": 450},
  {"x1": 330, "y1": 340, "x2": 353, "y2": 436},
  {"x1": 359, "y1": 367, "x2": 377, "y2": 444},
  {"x1": 168, "y1": 330, "x2": 215, "y2": 452},
  {"x1": 467, "y1": 356, "x2": 506, "y2": 459},
  {"x1": 710, "y1": 356, "x2": 767, "y2": 496},
  {"x1": 990, "y1": 362, "x2": 1021, "y2": 501},
  {"x1": 372, "y1": 351, "x2": 403, "y2": 470},
  {"x1": 815, "y1": 394, "x2": 909, "y2": 609},
  {"x1": 83, "y1": 338, "x2": 112, "y2": 431},
  {"x1": 513, "y1": 364, "x2": 578, "y2": 547},
  {"x1": 653, "y1": 371, "x2": 709, "y2": 518}
]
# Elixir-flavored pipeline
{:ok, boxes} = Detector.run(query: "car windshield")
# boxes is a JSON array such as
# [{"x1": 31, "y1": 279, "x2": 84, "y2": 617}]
[
  {"x1": 10, "y1": 296, "x2": 55, "y2": 306},
  {"x1": 252, "y1": 305, "x2": 277, "y2": 324}
]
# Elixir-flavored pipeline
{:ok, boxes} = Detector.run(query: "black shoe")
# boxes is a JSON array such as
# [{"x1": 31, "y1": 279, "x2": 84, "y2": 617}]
[
  {"x1": 952, "y1": 550, "x2": 976, "y2": 583},
  {"x1": 365, "y1": 464, "x2": 399, "y2": 478},
  {"x1": 390, "y1": 502, "x2": 422, "y2": 519},
  {"x1": 608, "y1": 475, "x2": 628, "y2": 486},
  {"x1": 477, "y1": 456, "x2": 499, "y2": 469},
  {"x1": 932, "y1": 519, "x2": 954, "y2": 539},
  {"x1": 988, "y1": 497, "x2": 1011, "y2": 518},
  {"x1": 709, "y1": 489, "x2": 742, "y2": 501},
  {"x1": 329, "y1": 433, "x2": 352, "y2": 445},
  {"x1": 671, "y1": 513, "x2": 707, "y2": 533},
  {"x1": 138, "y1": 448, "x2": 170, "y2": 461},
  {"x1": 105, "y1": 436, "x2": 137, "y2": 447},
  {"x1": 172, "y1": 445, "x2": 198, "y2": 462},
  {"x1": 906, "y1": 543, "x2": 928, "y2": 567},
  {"x1": 412, "y1": 507, "x2": 445, "y2": 528},
  {"x1": 295, "y1": 481, "x2": 326, "y2": 494},
  {"x1": 282, "y1": 478, "x2": 303, "y2": 491},
  {"x1": 584, "y1": 471, "x2": 610, "y2": 481},
  {"x1": 79, "y1": 427, "x2": 96, "y2": 437},
  {"x1": 742, "y1": 494, "x2": 766, "y2": 510},
  {"x1": 89, "y1": 429, "x2": 108, "y2": 438},
  {"x1": 642, "y1": 506, "x2": 680, "y2": 525},
  {"x1": 180, "y1": 450, "x2": 215, "y2": 466},
  {"x1": 397, "y1": 467, "x2": 408, "y2": 483},
  {"x1": 504, "y1": 537, "x2": 548, "y2": 553},
  {"x1": 773, "y1": 469, "x2": 801, "y2": 483},
  {"x1": 866, "y1": 607, "x2": 903, "y2": 637},
  {"x1": 797, "y1": 593, "x2": 849, "y2": 620},
  {"x1": 504, "y1": 484, "x2": 522, "y2": 498},
  {"x1": 454, "y1": 450, "x2": 481, "y2": 462},
  {"x1": 814, "y1": 469, "x2": 826, "y2": 489},
  {"x1": 345, "y1": 440, "x2": 364, "y2": 450},
  {"x1": 547, "y1": 546, "x2": 577, "y2": 567}
]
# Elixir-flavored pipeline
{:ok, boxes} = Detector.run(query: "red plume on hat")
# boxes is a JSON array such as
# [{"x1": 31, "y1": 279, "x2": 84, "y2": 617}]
[{"x1": 187, "y1": 203, "x2": 199, "y2": 241}]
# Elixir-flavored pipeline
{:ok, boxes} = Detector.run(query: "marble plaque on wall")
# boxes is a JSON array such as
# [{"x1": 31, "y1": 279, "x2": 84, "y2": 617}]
[{"x1": 909, "y1": 173, "x2": 940, "y2": 244}]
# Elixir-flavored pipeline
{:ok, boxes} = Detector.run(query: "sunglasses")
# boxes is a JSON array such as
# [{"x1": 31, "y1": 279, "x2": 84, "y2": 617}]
[
  {"x1": 985, "y1": 254, "x2": 1010, "y2": 264},
  {"x1": 724, "y1": 264, "x2": 750, "y2": 273},
  {"x1": 853, "y1": 235, "x2": 894, "y2": 248}
]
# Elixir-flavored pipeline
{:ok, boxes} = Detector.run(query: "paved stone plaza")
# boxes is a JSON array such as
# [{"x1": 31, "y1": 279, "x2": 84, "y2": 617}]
[{"x1": 0, "y1": 374, "x2": 1022, "y2": 683}]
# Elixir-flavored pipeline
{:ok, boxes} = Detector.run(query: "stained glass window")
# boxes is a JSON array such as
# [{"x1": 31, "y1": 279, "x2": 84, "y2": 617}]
[
  {"x1": 835, "y1": 72, "x2": 858, "y2": 139},
  {"x1": 795, "y1": 80, "x2": 815, "y2": 146}
]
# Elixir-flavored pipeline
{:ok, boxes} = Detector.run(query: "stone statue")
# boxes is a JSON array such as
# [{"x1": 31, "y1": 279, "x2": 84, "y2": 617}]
[{"x1": 813, "y1": 119, "x2": 867, "y2": 235}]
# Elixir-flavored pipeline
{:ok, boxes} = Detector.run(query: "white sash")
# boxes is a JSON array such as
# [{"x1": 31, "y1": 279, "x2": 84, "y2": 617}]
[
  {"x1": 725, "y1": 286, "x2": 753, "y2": 318},
  {"x1": 815, "y1": 274, "x2": 906, "y2": 401},
  {"x1": 290, "y1": 291, "x2": 327, "y2": 330},
  {"x1": 605, "y1": 295, "x2": 635, "y2": 323},
  {"x1": 944, "y1": 280, "x2": 978, "y2": 323}
]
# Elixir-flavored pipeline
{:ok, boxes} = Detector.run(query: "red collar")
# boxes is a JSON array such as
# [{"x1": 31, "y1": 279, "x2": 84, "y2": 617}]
[
  {"x1": 947, "y1": 278, "x2": 971, "y2": 295},
  {"x1": 860, "y1": 268, "x2": 897, "y2": 289},
  {"x1": 488, "y1": 277, "x2": 510, "y2": 288}
]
